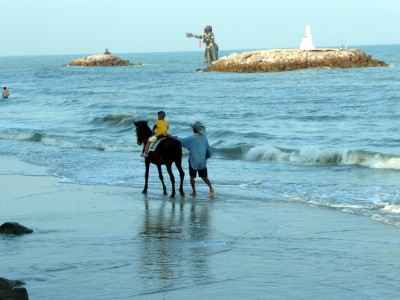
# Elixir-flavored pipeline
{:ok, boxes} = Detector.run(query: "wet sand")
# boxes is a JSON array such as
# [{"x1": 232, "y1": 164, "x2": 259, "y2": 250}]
[{"x1": 2, "y1": 157, "x2": 400, "y2": 299}]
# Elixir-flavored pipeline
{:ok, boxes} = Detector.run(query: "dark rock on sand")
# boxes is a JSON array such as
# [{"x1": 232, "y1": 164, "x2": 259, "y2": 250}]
[
  {"x1": 0, "y1": 223, "x2": 33, "y2": 235},
  {"x1": 0, "y1": 278, "x2": 29, "y2": 300},
  {"x1": 207, "y1": 48, "x2": 388, "y2": 73}
]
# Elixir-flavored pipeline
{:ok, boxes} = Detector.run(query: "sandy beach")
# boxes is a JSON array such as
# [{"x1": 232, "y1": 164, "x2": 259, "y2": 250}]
[{"x1": 1, "y1": 156, "x2": 400, "y2": 299}]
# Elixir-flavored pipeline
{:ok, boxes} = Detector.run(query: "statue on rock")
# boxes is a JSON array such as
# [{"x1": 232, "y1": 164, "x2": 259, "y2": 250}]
[
  {"x1": 104, "y1": 48, "x2": 111, "y2": 55},
  {"x1": 300, "y1": 25, "x2": 316, "y2": 51},
  {"x1": 186, "y1": 25, "x2": 219, "y2": 65}
]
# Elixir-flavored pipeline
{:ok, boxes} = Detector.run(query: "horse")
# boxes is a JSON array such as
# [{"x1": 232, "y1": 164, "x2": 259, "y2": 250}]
[{"x1": 134, "y1": 121, "x2": 185, "y2": 197}]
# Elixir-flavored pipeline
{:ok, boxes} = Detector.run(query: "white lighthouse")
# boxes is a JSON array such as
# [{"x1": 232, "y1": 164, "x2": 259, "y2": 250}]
[{"x1": 299, "y1": 25, "x2": 316, "y2": 50}]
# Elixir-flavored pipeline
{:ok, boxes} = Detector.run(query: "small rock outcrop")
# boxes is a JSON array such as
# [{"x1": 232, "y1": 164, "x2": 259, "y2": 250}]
[
  {"x1": 0, "y1": 278, "x2": 29, "y2": 300},
  {"x1": 68, "y1": 53, "x2": 130, "y2": 67},
  {"x1": 207, "y1": 48, "x2": 388, "y2": 73},
  {"x1": 0, "y1": 223, "x2": 33, "y2": 235}
]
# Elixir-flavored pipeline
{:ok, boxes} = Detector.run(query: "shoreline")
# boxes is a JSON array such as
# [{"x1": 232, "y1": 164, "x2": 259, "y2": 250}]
[{"x1": 2, "y1": 155, "x2": 400, "y2": 299}]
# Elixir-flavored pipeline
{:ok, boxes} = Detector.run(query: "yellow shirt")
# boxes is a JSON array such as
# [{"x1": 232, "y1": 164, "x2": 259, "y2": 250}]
[{"x1": 154, "y1": 119, "x2": 169, "y2": 136}]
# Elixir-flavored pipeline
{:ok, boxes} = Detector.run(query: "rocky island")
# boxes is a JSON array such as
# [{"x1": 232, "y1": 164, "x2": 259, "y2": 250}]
[
  {"x1": 207, "y1": 48, "x2": 388, "y2": 73},
  {"x1": 68, "y1": 49, "x2": 130, "y2": 67}
]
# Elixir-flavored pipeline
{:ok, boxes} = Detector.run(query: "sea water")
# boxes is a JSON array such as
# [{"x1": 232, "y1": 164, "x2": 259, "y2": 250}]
[{"x1": 1, "y1": 46, "x2": 400, "y2": 226}]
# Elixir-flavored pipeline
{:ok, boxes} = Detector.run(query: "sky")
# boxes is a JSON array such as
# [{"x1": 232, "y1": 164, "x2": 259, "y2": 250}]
[{"x1": 1, "y1": 0, "x2": 399, "y2": 56}]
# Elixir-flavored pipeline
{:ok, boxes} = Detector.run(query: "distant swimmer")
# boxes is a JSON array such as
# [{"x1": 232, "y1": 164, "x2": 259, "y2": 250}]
[
  {"x1": 2, "y1": 87, "x2": 10, "y2": 99},
  {"x1": 186, "y1": 25, "x2": 219, "y2": 66}
]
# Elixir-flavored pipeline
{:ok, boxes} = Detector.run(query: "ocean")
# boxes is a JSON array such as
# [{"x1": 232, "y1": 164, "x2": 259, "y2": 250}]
[{"x1": 1, "y1": 45, "x2": 400, "y2": 226}]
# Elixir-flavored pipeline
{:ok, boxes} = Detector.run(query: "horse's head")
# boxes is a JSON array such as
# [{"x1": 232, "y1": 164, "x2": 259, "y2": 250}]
[{"x1": 134, "y1": 121, "x2": 152, "y2": 145}]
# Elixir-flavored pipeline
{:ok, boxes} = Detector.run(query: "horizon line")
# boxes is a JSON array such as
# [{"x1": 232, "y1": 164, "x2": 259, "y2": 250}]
[{"x1": 0, "y1": 43, "x2": 398, "y2": 58}]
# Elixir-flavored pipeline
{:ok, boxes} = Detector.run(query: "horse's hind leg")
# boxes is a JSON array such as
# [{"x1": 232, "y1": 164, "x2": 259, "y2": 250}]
[
  {"x1": 166, "y1": 163, "x2": 176, "y2": 198},
  {"x1": 142, "y1": 160, "x2": 150, "y2": 194},
  {"x1": 157, "y1": 164, "x2": 167, "y2": 195},
  {"x1": 175, "y1": 160, "x2": 185, "y2": 196}
]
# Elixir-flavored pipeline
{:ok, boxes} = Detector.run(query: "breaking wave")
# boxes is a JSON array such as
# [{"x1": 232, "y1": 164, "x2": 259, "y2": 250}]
[
  {"x1": 379, "y1": 203, "x2": 400, "y2": 214},
  {"x1": 91, "y1": 114, "x2": 136, "y2": 127},
  {"x1": 0, "y1": 130, "x2": 134, "y2": 153},
  {"x1": 214, "y1": 143, "x2": 400, "y2": 170},
  {"x1": 0, "y1": 131, "x2": 46, "y2": 143},
  {"x1": 246, "y1": 146, "x2": 400, "y2": 170},
  {"x1": 213, "y1": 143, "x2": 253, "y2": 159},
  {"x1": 2, "y1": 127, "x2": 400, "y2": 171}
]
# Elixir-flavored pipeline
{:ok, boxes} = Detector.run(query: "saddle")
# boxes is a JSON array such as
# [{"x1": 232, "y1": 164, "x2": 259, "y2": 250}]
[{"x1": 149, "y1": 137, "x2": 167, "y2": 152}]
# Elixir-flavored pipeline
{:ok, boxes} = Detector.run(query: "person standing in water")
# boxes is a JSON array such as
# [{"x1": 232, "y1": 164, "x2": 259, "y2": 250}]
[
  {"x1": 186, "y1": 25, "x2": 219, "y2": 66},
  {"x1": 2, "y1": 87, "x2": 10, "y2": 99},
  {"x1": 179, "y1": 122, "x2": 214, "y2": 196}
]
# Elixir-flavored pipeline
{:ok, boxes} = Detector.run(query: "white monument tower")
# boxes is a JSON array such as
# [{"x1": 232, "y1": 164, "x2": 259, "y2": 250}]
[{"x1": 299, "y1": 25, "x2": 315, "y2": 50}]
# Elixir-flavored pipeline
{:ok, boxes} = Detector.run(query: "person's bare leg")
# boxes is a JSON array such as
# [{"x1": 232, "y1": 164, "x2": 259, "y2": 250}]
[
  {"x1": 143, "y1": 142, "x2": 150, "y2": 157},
  {"x1": 201, "y1": 177, "x2": 214, "y2": 195},
  {"x1": 190, "y1": 177, "x2": 196, "y2": 196}
]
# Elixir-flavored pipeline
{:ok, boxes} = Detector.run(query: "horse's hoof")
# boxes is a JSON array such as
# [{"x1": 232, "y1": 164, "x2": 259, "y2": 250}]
[
  {"x1": 170, "y1": 194, "x2": 176, "y2": 198},
  {"x1": 163, "y1": 191, "x2": 168, "y2": 196},
  {"x1": 142, "y1": 190, "x2": 148, "y2": 195},
  {"x1": 180, "y1": 191, "x2": 185, "y2": 197}
]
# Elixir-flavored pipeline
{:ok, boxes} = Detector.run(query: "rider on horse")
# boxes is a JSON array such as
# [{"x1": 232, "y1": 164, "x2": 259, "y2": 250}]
[
  {"x1": 134, "y1": 116, "x2": 184, "y2": 198},
  {"x1": 143, "y1": 111, "x2": 169, "y2": 157}
]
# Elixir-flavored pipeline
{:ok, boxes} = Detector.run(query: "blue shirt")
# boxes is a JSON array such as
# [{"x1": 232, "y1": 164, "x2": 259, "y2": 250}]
[{"x1": 180, "y1": 134, "x2": 211, "y2": 170}]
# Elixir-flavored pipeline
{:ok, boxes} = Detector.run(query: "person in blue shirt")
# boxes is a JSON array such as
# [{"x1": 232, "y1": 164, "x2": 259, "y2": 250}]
[{"x1": 180, "y1": 121, "x2": 214, "y2": 196}]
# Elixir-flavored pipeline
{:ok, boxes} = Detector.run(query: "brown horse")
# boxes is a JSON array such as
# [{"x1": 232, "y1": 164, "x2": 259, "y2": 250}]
[{"x1": 134, "y1": 121, "x2": 185, "y2": 197}]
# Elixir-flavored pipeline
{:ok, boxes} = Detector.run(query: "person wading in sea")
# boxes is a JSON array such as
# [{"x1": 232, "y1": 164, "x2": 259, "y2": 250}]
[
  {"x1": 186, "y1": 25, "x2": 219, "y2": 66},
  {"x1": 179, "y1": 122, "x2": 214, "y2": 197},
  {"x1": 2, "y1": 87, "x2": 10, "y2": 99}
]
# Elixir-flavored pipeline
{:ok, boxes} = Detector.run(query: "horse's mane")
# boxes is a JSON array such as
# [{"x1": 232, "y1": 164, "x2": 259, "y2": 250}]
[
  {"x1": 135, "y1": 120, "x2": 152, "y2": 133},
  {"x1": 134, "y1": 120, "x2": 152, "y2": 144}
]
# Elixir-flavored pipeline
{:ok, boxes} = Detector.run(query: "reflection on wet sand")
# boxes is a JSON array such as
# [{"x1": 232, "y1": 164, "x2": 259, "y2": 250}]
[{"x1": 139, "y1": 197, "x2": 213, "y2": 291}]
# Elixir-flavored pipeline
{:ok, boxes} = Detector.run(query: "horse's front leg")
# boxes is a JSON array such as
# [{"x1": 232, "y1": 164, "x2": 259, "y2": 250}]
[
  {"x1": 166, "y1": 163, "x2": 176, "y2": 198},
  {"x1": 157, "y1": 164, "x2": 167, "y2": 195},
  {"x1": 142, "y1": 159, "x2": 150, "y2": 194}
]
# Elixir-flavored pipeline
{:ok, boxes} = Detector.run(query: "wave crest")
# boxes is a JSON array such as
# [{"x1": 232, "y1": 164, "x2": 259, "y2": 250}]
[
  {"x1": 0, "y1": 130, "x2": 135, "y2": 153},
  {"x1": 212, "y1": 143, "x2": 400, "y2": 170},
  {"x1": 26, "y1": 132, "x2": 45, "y2": 142},
  {"x1": 92, "y1": 114, "x2": 135, "y2": 127},
  {"x1": 212, "y1": 144, "x2": 252, "y2": 159},
  {"x1": 244, "y1": 146, "x2": 400, "y2": 170},
  {"x1": 0, "y1": 131, "x2": 45, "y2": 143}
]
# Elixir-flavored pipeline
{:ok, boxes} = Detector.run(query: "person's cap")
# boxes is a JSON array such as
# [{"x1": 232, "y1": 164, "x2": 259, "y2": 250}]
[{"x1": 192, "y1": 121, "x2": 205, "y2": 134}]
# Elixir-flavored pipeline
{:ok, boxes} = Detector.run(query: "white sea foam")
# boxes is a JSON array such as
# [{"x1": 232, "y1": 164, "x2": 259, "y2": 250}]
[
  {"x1": 289, "y1": 196, "x2": 400, "y2": 227},
  {"x1": 380, "y1": 204, "x2": 400, "y2": 214},
  {"x1": 244, "y1": 145, "x2": 400, "y2": 170},
  {"x1": 300, "y1": 199, "x2": 365, "y2": 211}
]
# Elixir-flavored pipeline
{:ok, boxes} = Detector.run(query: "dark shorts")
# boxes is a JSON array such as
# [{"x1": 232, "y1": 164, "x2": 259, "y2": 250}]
[{"x1": 189, "y1": 162, "x2": 208, "y2": 178}]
